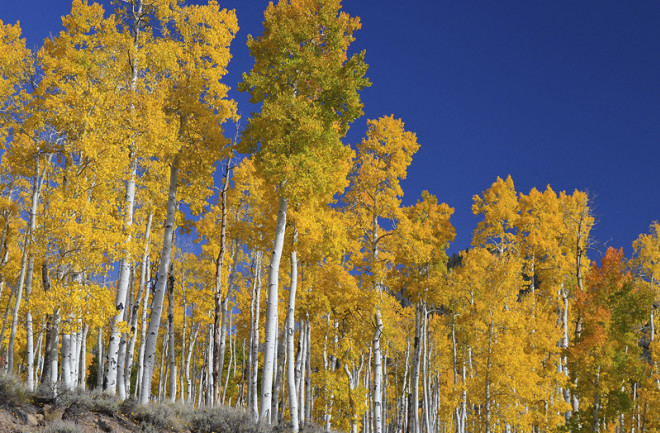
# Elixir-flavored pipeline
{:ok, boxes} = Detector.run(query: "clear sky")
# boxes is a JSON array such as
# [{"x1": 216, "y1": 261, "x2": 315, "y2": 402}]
[{"x1": 3, "y1": 1, "x2": 659, "y2": 257}]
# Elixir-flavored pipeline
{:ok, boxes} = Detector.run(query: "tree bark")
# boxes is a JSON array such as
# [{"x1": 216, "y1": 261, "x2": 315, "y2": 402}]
[
  {"x1": 185, "y1": 326, "x2": 198, "y2": 404},
  {"x1": 96, "y1": 327, "x2": 104, "y2": 391},
  {"x1": 411, "y1": 303, "x2": 423, "y2": 433},
  {"x1": 126, "y1": 213, "x2": 153, "y2": 396},
  {"x1": 135, "y1": 253, "x2": 151, "y2": 398},
  {"x1": 79, "y1": 324, "x2": 88, "y2": 388},
  {"x1": 138, "y1": 158, "x2": 178, "y2": 404},
  {"x1": 106, "y1": 0, "x2": 142, "y2": 395},
  {"x1": 260, "y1": 195, "x2": 287, "y2": 423},
  {"x1": 167, "y1": 263, "x2": 177, "y2": 402},
  {"x1": 62, "y1": 332, "x2": 73, "y2": 390},
  {"x1": 287, "y1": 229, "x2": 300, "y2": 433},
  {"x1": 213, "y1": 160, "x2": 232, "y2": 403},
  {"x1": 249, "y1": 251, "x2": 262, "y2": 419},
  {"x1": 8, "y1": 164, "x2": 44, "y2": 373}
]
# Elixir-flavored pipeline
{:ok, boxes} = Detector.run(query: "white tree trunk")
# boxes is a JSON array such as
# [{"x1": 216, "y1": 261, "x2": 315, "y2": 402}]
[
  {"x1": 373, "y1": 311, "x2": 384, "y2": 433},
  {"x1": 70, "y1": 325, "x2": 79, "y2": 387},
  {"x1": 8, "y1": 166, "x2": 43, "y2": 373},
  {"x1": 62, "y1": 332, "x2": 73, "y2": 390},
  {"x1": 105, "y1": 168, "x2": 137, "y2": 394},
  {"x1": 222, "y1": 312, "x2": 234, "y2": 405},
  {"x1": 96, "y1": 327, "x2": 104, "y2": 390},
  {"x1": 296, "y1": 318, "x2": 307, "y2": 424},
  {"x1": 138, "y1": 160, "x2": 178, "y2": 404},
  {"x1": 135, "y1": 253, "x2": 151, "y2": 398},
  {"x1": 117, "y1": 268, "x2": 134, "y2": 399},
  {"x1": 344, "y1": 356, "x2": 364, "y2": 433},
  {"x1": 304, "y1": 321, "x2": 312, "y2": 423},
  {"x1": 47, "y1": 313, "x2": 60, "y2": 388},
  {"x1": 260, "y1": 195, "x2": 287, "y2": 423},
  {"x1": 34, "y1": 319, "x2": 45, "y2": 382},
  {"x1": 106, "y1": 0, "x2": 142, "y2": 394},
  {"x1": 185, "y1": 327, "x2": 198, "y2": 404},
  {"x1": 167, "y1": 264, "x2": 177, "y2": 402},
  {"x1": 218, "y1": 244, "x2": 239, "y2": 403},
  {"x1": 126, "y1": 213, "x2": 152, "y2": 396},
  {"x1": 206, "y1": 325, "x2": 214, "y2": 405},
  {"x1": 158, "y1": 336, "x2": 168, "y2": 401},
  {"x1": 286, "y1": 237, "x2": 299, "y2": 433},
  {"x1": 24, "y1": 258, "x2": 36, "y2": 391},
  {"x1": 411, "y1": 303, "x2": 423, "y2": 433},
  {"x1": 79, "y1": 324, "x2": 88, "y2": 388},
  {"x1": 213, "y1": 162, "x2": 231, "y2": 402},
  {"x1": 179, "y1": 265, "x2": 187, "y2": 403},
  {"x1": 250, "y1": 251, "x2": 262, "y2": 419},
  {"x1": 422, "y1": 308, "x2": 431, "y2": 433}
]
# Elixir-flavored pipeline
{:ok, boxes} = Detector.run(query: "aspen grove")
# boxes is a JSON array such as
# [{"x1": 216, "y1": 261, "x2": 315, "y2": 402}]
[{"x1": 1, "y1": 2, "x2": 660, "y2": 433}]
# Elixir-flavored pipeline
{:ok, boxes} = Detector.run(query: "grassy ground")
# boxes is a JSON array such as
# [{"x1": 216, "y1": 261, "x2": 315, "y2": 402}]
[{"x1": 0, "y1": 374, "x2": 327, "y2": 433}]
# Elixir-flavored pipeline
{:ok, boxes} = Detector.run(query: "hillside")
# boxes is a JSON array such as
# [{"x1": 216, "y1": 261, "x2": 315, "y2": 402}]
[{"x1": 0, "y1": 374, "x2": 317, "y2": 433}]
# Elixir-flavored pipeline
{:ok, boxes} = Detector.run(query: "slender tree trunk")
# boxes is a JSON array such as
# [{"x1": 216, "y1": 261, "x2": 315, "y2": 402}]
[
  {"x1": 250, "y1": 251, "x2": 262, "y2": 419},
  {"x1": 139, "y1": 158, "x2": 178, "y2": 404},
  {"x1": 222, "y1": 312, "x2": 234, "y2": 405},
  {"x1": 371, "y1": 213, "x2": 384, "y2": 433},
  {"x1": 422, "y1": 308, "x2": 431, "y2": 433},
  {"x1": 186, "y1": 326, "x2": 198, "y2": 404},
  {"x1": 8, "y1": 236, "x2": 30, "y2": 373},
  {"x1": 96, "y1": 327, "x2": 104, "y2": 390},
  {"x1": 25, "y1": 257, "x2": 36, "y2": 390},
  {"x1": 167, "y1": 264, "x2": 177, "y2": 402},
  {"x1": 158, "y1": 336, "x2": 168, "y2": 401},
  {"x1": 34, "y1": 318, "x2": 45, "y2": 382},
  {"x1": 272, "y1": 326, "x2": 285, "y2": 425},
  {"x1": 297, "y1": 318, "x2": 307, "y2": 425},
  {"x1": 400, "y1": 342, "x2": 410, "y2": 433},
  {"x1": 218, "y1": 244, "x2": 239, "y2": 403},
  {"x1": 126, "y1": 213, "x2": 152, "y2": 396},
  {"x1": 373, "y1": 311, "x2": 384, "y2": 433},
  {"x1": 70, "y1": 324, "x2": 80, "y2": 387},
  {"x1": 411, "y1": 303, "x2": 423, "y2": 433},
  {"x1": 304, "y1": 321, "x2": 312, "y2": 423},
  {"x1": 260, "y1": 195, "x2": 287, "y2": 423},
  {"x1": 9, "y1": 159, "x2": 46, "y2": 375},
  {"x1": 593, "y1": 366, "x2": 601, "y2": 433},
  {"x1": 62, "y1": 332, "x2": 73, "y2": 390},
  {"x1": 135, "y1": 254, "x2": 151, "y2": 398},
  {"x1": 206, "y1": 327, "x2": 215, "y2": 406},
  {"x1": 344, "y1": 356, "x2": 363, "y2": 433},
  {"x1": 287, "y1": 230, "x2": 300, "y2": 433},
  {"x1": 105, "y1": 172, "x2": 137, "y2": 394},
  {"x1": 117, "y1": 268, "x2": 134, "y2": 399},
  {"x1": 213, "y1": 161, "x2": 231, "y2": 403},
  {"x1": 179, "y1": 263, "x2": 187, "y2": 403},
  {"x1": 107, "y1": 0, "x2": 142, "y2": 396},
  {"x1": 485, "y1": 319, "x2": 493, "y2": 433},
  {"x1": 79, "y1": 324, "x2": 88, "y2": 388}
]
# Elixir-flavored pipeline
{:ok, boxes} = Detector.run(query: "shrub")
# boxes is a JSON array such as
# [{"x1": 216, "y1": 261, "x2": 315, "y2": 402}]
[
  {"x1": 0, "y1": 373, "x2": 29, "y2": 407},
  {"x1": 56, "y1": 388, "x2": 120, "y2": 417},
  {"x1": 187, "y1": 406, "x2": 266, "y2": 433},
  {"x1": 44, "y1": 420, "x2": 83, "y2": 433},
  {"x1": 128, "y1": 401, "x2": 182, "y2": 432}
]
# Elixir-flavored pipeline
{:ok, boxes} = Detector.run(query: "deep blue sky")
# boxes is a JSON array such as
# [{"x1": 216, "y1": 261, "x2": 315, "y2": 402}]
[{"x1": 3, "y1": 1, "x2": 659, "y2": 257}]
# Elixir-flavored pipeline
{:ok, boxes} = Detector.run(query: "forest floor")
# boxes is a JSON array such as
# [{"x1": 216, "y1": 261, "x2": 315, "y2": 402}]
[{"x1": 0, "y1": 375, "x2": 314, "y2": 433}]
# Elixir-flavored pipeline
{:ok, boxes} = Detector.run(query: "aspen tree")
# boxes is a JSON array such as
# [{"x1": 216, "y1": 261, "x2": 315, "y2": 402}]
[
  {"x1": 394, "y1": 191, "x2": 454, "y2": 433},
  {"x1": 138, "y1": 1, "x2": 237, "y2": 404},
  {"x1": 345, "y1": 115, "x2": 418, "y2": 433},
  {"x1": 239, "y1": 0, "x2": 368, "y2": 422},
  {"x1": 568, "y1": 248, "x2": 651, "y2": 433}
]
